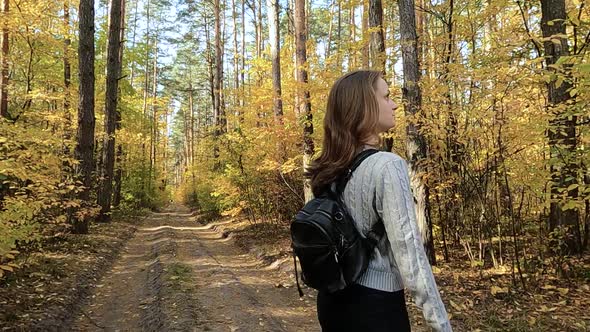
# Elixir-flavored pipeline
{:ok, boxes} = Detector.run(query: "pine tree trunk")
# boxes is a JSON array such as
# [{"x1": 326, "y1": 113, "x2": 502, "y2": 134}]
[
  {"x1": 241, "y1": 0, "x2": 246, "y2": 97},
  {"x1": 113, "y1": 0, "x2": 126, "y2": 208},
  {"x1": 267, "y1": 0, "x2": 283, "y2": 120},
  {"x1": 232, "y1": 0, "x2": 239, "y2": 106},
  {"x1": 73, "y1": 0, "x2": 96, "y2": 234},
  {"x1": 336, "y1": 0, "x2": 341, "y2": 70},
  {"x1": 141, "y1": 0, "x2": 150, "y2": 199},
  {"x1": 326, "y1": 0, "x2": 335, "y2": 60},
  {"x1": 257, "y1": 0, "x2": 263, "y2": 57},
  {"x1": 97, "y1": 0, "x2": 124, "y2": 222},
  {"x1": 295, "y1": 0, "x2": 314, "y2": 202},
  {"x1": 129, "y1": 0, "x2": 139, "y2": 87},
  {"x1": 62, "y1": 1, "x2": 72, "y2": 165},
  {"x1": 368, "y1": 0, "x2": 385, "y2": 72},
  {"x1": 349, "y1": 5, "x2": 356, "y2": 69},
  {"x1": 214, "y1": 0, "x2": 225, "y2": 134},
  {"x1": 541, "y1": 0, "x2": 581, "y2": 254},
  {"x1": 113, "y1": 144, "x2": 123, "y2": 207},
  {"x1": 361, "y1": 0, "x2": 369, "y2": 68},
  {"x1": 398, "y1": 0, "x2": 436, "y2": 265},
  {"x1": 63, "y1": 2, "x2": 71, "y2": 112},
  {"x1": 151, "y1": 37, "x2": 158, "y2": 180}
]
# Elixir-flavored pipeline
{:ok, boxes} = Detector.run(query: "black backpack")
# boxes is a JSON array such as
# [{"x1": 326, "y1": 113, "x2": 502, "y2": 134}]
[{"x1": 291, "y1": 149, "x2": 385, "y2": 295}]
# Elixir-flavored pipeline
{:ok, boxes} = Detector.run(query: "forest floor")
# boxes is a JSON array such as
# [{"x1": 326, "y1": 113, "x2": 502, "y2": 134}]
[{"x1": 1, "y1": 204, "x2": 589, "y2": 331}]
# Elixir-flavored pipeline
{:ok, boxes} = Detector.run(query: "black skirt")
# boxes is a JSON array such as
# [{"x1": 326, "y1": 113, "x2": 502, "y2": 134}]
[{"x1": 317, "y1": 284, "x2": 411, "y2": 332}]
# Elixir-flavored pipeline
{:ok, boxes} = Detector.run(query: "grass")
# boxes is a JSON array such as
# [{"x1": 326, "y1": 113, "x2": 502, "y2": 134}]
[{"x1": 166, "y1": 263, "x2": 193, "y2": 289}]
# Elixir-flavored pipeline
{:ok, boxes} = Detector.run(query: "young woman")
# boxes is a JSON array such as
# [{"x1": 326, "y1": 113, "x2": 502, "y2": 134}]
[{"x1": 306, "y1": 70, "x2": 452, "y2": 332}]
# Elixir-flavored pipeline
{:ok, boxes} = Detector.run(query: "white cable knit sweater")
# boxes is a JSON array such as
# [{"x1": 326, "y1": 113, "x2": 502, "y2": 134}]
[{"x1": 341, "y1": 151, "x2": 453, "y2": 332}]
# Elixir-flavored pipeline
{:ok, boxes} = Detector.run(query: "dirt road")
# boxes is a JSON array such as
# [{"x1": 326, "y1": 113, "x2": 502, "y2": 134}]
[{"x1": 71, "y1": 205, "x2": 318, "y2": 331}]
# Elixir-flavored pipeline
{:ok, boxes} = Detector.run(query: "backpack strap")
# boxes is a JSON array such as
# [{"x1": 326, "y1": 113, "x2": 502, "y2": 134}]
[
  {"x1": 333, "y1": 148, "x2": 386, "y2": 243},
  {"x1": 332, "y1": 148, "x2": 380, "y2": 194}
]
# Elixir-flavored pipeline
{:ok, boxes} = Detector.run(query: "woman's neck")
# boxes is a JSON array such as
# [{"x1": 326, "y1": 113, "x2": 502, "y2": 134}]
[{"x1": 363, "y1": 135, "x2": 380, "y2": 148}]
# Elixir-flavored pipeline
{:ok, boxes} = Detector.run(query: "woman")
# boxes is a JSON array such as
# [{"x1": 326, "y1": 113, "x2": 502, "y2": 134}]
[{"x1": 306, "y1": 70, "x2": 452, "y2": 332}]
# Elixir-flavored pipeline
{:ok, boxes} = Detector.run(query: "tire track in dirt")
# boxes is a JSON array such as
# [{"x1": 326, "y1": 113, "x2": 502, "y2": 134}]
[{"x1": 71, "y1": 205, "x2": 317, "y2": 331}]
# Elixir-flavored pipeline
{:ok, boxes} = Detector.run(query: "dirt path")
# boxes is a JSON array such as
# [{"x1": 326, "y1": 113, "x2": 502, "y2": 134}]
[{"x1": 71, "y1": 205, "x2": 318, "y2": 331}]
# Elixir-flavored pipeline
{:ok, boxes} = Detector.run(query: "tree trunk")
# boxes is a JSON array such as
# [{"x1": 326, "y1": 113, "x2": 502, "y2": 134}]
[
  {"x1": 295, "y1": 0, "x2": 314, "y2": 202},
  {"x1": 326, "y1": 0, "x2": 335, "y2": 59},
  {"x1": 232, "y1": 0, "x2": 239, "y2": 107},
  {"x1": 62, "y1": 1, "x2": 72, "y2": 163},
  {"x1": 398, "y1": 0, "x2": 436, "y2": 265},
  {"x1": 241, "y1": 0, "x2": 246, "y2": 97},
  {"x1": 141, "y1": 0, "x2": 150, "y2": 199},
  {"x1": 204, "y1": 16, "x2": 215, "y2": 123},
  {"x1": 63, "y1": 2, "x2": 71, "y2": 111},
  {"x1": 267, "y1": 0, "x2": 283, "y2": 120},
  {"x1": 188, "y1": 84, "x2": 195, "y2": 167},
  {"x1": 129, "y1": 0, "x2": 139, "y2": 87},
  {"x1": 113, "y1": 0, "x2": 126, "y2": 208},
  {"x1": 336, "y1": 0, "x2": 341, "y2": 69},
  {"x1": 0, "y1": 0, "x2": 8, "y2": 119},
  {"x1": 541, "y1": 0, "x2": 581, "y2": 254},
  {"x1": 214, "y1": 0, "x2": 224, "y2": 134},
  {"x1": 368, "y1": 0, "x2": 385, "y2": 72},
  {"x1": 97, "y1": 0, "x2": 124, "y2": 222},
  {"x1": 361, "y1": 0, "x2": 369, "y2": 68},
  {"x1": 73, "y1": 0, "x2": 96, "y2": 234},
  {"x1": 113, "y1": 144, "x2": 123, "y2": 207},
  {"x1": 151, "y1": 37, "x2": 158, "y2": 180},
  {"x1": 257, "y1": 0, "x2": 263, "y2": 57},
  {"x1": 349, "y1": 5, "x2": 356, "y2": 69}
]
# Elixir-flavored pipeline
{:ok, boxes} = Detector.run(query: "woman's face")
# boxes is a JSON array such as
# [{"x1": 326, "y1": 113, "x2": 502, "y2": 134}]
[{"x1": 374, "y1": 78, "x2": 398, "y2": 134}]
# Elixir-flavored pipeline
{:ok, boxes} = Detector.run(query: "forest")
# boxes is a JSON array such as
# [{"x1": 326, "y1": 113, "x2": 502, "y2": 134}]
[{"x1": 0, "y1": 0, "x2": 589, "y2": 330}]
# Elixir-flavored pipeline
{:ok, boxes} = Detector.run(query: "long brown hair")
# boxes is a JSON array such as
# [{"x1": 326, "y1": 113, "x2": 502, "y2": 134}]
[{"x1": 306, "y1": 70, "x2": 383, "y2": 196}]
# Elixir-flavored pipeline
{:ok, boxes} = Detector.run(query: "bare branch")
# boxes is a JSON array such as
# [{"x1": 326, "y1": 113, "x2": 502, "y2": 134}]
[{"x1": 516, "y1": 0, "x2": 543, "y2": 61}]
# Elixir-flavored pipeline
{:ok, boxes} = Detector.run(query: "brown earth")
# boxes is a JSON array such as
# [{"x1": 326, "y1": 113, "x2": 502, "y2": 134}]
[
  {"x1": 70, "y1": 205, "x2": 318, "y2": 331},
  {"x1": 3, "y1": 204, "x2": 590, "y2": 331}
]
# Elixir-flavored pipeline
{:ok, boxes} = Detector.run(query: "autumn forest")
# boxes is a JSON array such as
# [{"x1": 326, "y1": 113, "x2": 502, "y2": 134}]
[{"x1": 1, "y1": 0, "x2": 590, "y2": 329}]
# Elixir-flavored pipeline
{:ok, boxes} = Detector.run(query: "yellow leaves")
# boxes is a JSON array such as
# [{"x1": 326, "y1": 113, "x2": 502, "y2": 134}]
[
  {"x1": 490, "y1": 285, "x2": 509, "y2": 296},
  {"x1": 279, "y1": 157, "x2": 300, "y2": 175},
  {"x1": 449, "y1": 300, "x2": 462, "y2": 312},
  {"x1": 537, "y1": 305, "x2": 558, "y2": 313},
  {"x1": 527, "y1": 316, "x2": 537, "y2": 326},
  {"x1": 0, "y1": 265, "x2": 14, "y2": 272},
  {"x1": 449, "y1": 299, "x2": 474, "y2": 313}
]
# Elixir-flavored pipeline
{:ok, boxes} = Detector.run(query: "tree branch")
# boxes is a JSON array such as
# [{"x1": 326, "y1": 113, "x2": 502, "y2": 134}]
[{"x1": 516, "y1": 0, "x2": 543, "y2": 60}]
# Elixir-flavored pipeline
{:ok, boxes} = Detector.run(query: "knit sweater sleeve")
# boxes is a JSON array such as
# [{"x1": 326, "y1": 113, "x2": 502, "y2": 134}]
[{"x1": 376, "y1": 157, "x2": 452, "y2": 332}]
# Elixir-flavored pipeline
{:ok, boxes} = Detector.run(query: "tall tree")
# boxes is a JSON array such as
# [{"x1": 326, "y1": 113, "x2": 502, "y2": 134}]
[
  {"x1": 267, "y1": 0, "x2": 283, "y2": 120},
  {"x1": 97, "y1": 0, "x2": 125, "y2": 222},
  {"x1": 73, "y1": 0, "x2": 96, "y2": 234},
  {"x1": 113, "y1": 0, "x2": 127, "y2": 208},
  {"x1": 294, "y1": 0, "x2": 314, "y2": 202},
  {"x1": 63, "y1": 1, "x2": 71, "y2": 113},
  {"x1": 368, "y1": 0, "x2": 385, "y2": 72},
  {"x1": 214, "y1": 0, "x2": 226, "y2": 135},
  {"x1": 540, "y1": 0, "x2": 581, "y2": 254},
  {"x1": 0, "y1": 0, "x2": 8, "y2": 119},
  {"x1": 150, "y1": 36, "x2": 158, "y2": 178},
  {"x1": 231, "y1": 0, "x2": 239, "y2": 103},
  {"x1": 398, "y1": 0, "x2": 436, "y2": 264}
]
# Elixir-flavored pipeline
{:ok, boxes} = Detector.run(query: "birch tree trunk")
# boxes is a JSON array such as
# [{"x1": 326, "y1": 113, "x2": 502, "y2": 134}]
[
  {"x1": 398, "y1": 0, "x2": 436, "y2": 264},
  {"x1": 295, "y1": 0, "x2": 314, "y2": 202}
]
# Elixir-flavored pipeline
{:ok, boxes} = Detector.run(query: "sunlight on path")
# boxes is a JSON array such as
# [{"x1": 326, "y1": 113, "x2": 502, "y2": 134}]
[{"x1": 71, "y1": 205, "x2": 318, "y2": 331}]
